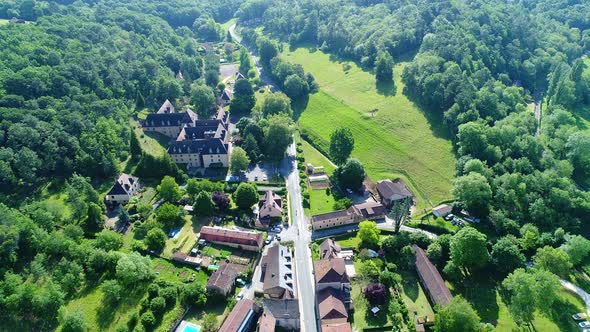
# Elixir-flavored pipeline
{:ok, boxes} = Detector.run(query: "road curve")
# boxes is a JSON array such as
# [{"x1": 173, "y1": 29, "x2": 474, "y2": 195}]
[{"x1": 561, "y1": 279, "x2": 590, "y2": 316}]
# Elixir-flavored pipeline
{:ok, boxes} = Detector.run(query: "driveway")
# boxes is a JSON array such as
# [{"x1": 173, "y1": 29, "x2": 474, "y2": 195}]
[
  {"x1": 220, "y1": 63, "x2": 238, "y2": 80},
  {"x1": 561, "y1": 279, "x2": 590, "y2": 315},
  {"x1": 244, "y1": 163, "x2": 281, "y2": 182},
  {"x1": 378, "y1": 216, "x2": 438, "y2": 240}
]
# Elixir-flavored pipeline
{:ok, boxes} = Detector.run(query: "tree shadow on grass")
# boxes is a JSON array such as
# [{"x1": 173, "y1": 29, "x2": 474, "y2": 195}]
[
  {"x1": 455, "y1": 276, "x2": 500, "y2": 325},
  {"x1": 402, "y1": 88, "x2": 454, "y2": 141},
  {"x1": 96, "y1": 285, "x2": 148, "y2": 329},
  {"x1": 546, "y1": 296, "x2": 584, "y2": 332},
  {"x1": 401, "y1": 271, "x2": 419, "y2": 302},
  {"x1": 376, "y1": 79, "x2": 396, "y2": 97},
  {"x1": 291, "y1": 95, "x2": 310, "y2": 121}
]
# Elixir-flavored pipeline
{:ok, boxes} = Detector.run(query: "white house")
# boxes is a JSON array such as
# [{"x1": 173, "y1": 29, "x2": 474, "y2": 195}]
[{"x1": 105, "y1": 173, "x2": 140, "y2": 205}]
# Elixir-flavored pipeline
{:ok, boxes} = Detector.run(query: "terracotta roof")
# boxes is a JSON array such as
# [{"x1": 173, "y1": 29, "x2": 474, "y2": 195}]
[
  {"x1": 322, "y1": 323, "x2": 353, "y2": 332},
  {"x1": 200, "y1": 226, "x2": 262, "y2": 248},
  {"x1": 206, "y1": 263, "x2": 238, "y2": 291},
  {"x1": 258, "y1": 190, "x2": 283, "y2": 218},
  {"x1": 376, "y1": 179, "x2": 413, "y2": 199},
  {"x1": 350, "y1": 201, "x2": 386, "y2": 220},
  {"x1": 219, "y1": 299, "x2": 257, "y2": 332},
  {"x1": 317, "y1": 288, "x2": 348, "y2": 321},
  {"x1": 258, "y1": 312, "x2": 276, "y2": 332},
  {"x1": 319, "y1": 238, "x2": 341, "y2": 259},
  {"x1": 314, "y1": 258, "x2": 349, "y2": 284},
  {"x1": 414, "y1": 245, "x2": 452, "y2": 307}
]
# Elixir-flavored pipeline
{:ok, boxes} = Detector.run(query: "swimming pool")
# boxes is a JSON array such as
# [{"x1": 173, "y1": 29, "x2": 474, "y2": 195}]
[{"x1": 183, "y1": 325, "x2": 199, "y2": 332}]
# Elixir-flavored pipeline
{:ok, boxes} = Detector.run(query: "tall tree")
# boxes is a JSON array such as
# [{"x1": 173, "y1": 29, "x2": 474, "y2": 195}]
[
  {"x1": 230, "y1": 147, "x2": 250, "y2": 174},
  {"x1": 449, "y1": 227, "x2": 490, "y2": 274},
  {"x1": 452, "y1": 172, "x2": 492, "y2": 216},
  {"x1": 389, "y1": 198, "x2": 411, "y2": 233},
  {"x1": 357, "y1": 221, "x2": 381, "y2": 248},
  {"x1": 533, "y1": 246, "x2": 572, "y2": 277},
  {"x1": 230, "y1": 79, "x2": 256, "y2": 114},
  {"x1": 334, "y1": 158, "x2": 366, "y2": 190},
  {"x1": 375, "y1": 51, "x2": 394, "y2": 82},
  {"x1": 234, "y1": 183, "x2": 259, "y2": 209},
  {"x1": 434, "y1": 297, "x2": 482, "y2": 332},
  {"x1": 190, "y1": 84, "x2": 216, "y2": 117},
  {"x1": 194, "y1": 192, "x2": 215, "y2": 217},
  {"x1": 329, "y1": 127, "x2": 355, "y2": 165},
  {"x1": 158, "y1": 176, "x2": 181, "y2": 203}
]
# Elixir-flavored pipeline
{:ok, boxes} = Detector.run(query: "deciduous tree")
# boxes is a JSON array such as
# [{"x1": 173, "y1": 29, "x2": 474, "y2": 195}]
[{"x1": 329, "y1": 127, "x2": 354, "y2": 165}]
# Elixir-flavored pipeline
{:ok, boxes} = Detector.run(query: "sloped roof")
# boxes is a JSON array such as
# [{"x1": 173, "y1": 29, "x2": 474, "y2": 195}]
[
  {"x1": 157, "y1": 99, "x2": 175, "y2": 114},
  {"x1": 432, "y1": 204, "x2": 452, "y2": 216},
  {"x1": 258, "y1": 312, "x2": 276, "y2": 332},
  {"x1": 107, "y1": 173, "x2": 138, "y2": 196},
  {"x1": 319, "y1": 238, "x2": 341, "y2": 259},
  {"x1": 351, "y1": 201, "x2": 386, "y2": 219},
  {"x1": 167, "y1": 138, "x2": 228, "y2": 155},
  {"x1": 414, "y1": 245, "x2": 452, "y2": 307},
  {"x1": 207, "y1": 263, "x2": 238, "y2": 291},
  {"x1": 177, "y1": 123, "x2": 226, "y2": 141},
  {"x1": 376, "y1": 179, "x2": 413, "y2": 199},
  {"x1": 317, "y1": 288, "x2": 348, "y2": 321},
  {"x1": 261, "y1": 244, "x2": 292, "y2": 296},
  {"x1": 258, "y1": 190, "x2": 283, "y2": 217},
  {"x1": 143, "y1": 112, "x2": 193, "y2": 127},
  {"x1": 312, "y1": 209, "x2": 352, "y2": 223},
  {"x1": 219, "y1": 299, "x2": 257, "y2": 332},
  {"x1": 314, "y1": 258, "x2": 349, "y2": 284},
  {"x1": 321, "y1": 323, "x2": 353, "y2": 332},
  {"x1": 200, "y1": 226, "x2": 262, "y2": 248},
  {"x1": 263, "y1": 298, "x2": 300, "y2": 320}
]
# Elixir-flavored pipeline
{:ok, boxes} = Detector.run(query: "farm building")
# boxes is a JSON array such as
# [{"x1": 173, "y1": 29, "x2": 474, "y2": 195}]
[
  {"x1": 414, "y1": 245, "x2": 453, "y2": 307},
  {"x1": 199, "y1": 226, "x2": 263, "y2": 251}
]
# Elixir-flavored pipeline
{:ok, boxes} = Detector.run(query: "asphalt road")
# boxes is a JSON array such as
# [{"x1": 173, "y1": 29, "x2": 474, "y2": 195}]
[
  {"x1": 282, "y1": 142, "x2": 318, "y2": 332},
  {"x1": 230, "y1": 23, "x2": 317, "y2": 330}
]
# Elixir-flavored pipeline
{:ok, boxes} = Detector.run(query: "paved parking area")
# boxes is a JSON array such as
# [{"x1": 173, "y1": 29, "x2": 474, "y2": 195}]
[
  {"x1": 220, "y1": 63, "x2": 238, "y2": 80},
  {"x1": 244, "y1": 163, "x2": 281, "y2": 182}
]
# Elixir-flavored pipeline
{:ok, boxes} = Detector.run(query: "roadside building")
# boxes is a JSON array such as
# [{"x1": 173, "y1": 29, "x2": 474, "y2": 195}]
[
  {"x1": 432, "y1": 204, "x2": 452, "y2": 218},
  {"x1": 317, "y1": 288, "x2": 349, "y2": 325},
  {"x1": 206, "y1": 264, "x2": 238, "y2": 297},
  {"x1": 105, "y1": 173, "x2": 140, "y2": 205},
  {"x1": 376, "y1": 179, "x2": 413, "y2": 206},
  {"x1": 142, "y1": 100, "x2": 197, "y2": 138},
  {"x1": 219, "y1": 299, "x2": 260, "y2": 332},
  {"x1": 199, "y1": 226, "x2": 263, "y2": 252},
  {"x1": 321, "y1": 323, "x2": 353, "y2": 332},
  {"x1": 258, "y1": 299, "x2": 300, "y2": 331},
  {"x1": 311, "y1": 201, "x2": 386, "y2": 230},
  {"x1": 414, "y1": 245, "x2": 453, "y2": 307},
  {"x1": 260, "y1": 244, "x2": 294, "y2": 299},
  {"x1": 256, "y1": 191, "x2": 283, "y2": 227},
  {"x1": 320, "y1": 238, "x2": 341, "y2": 260}
]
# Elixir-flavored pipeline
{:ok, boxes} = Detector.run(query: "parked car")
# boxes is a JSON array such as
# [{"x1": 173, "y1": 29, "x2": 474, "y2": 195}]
[
  {"x1": 574, "y1": 313, "x2": 588, "y2": 321},
  {"x1": 579, "y1": 321, "x2": 590, "y2": 328},
  {"x1": 276, "y1": 235, "x2": 281, "y2": 241},
  {"x1": 265, "y1": 235, "x2": 273, "y2": 245},
  {"x1": 236, "y1": 294, "x2": 243, "y2": 300},
  {"x1": 444, "y1": 214, "x2": 454, "y2": 221}
]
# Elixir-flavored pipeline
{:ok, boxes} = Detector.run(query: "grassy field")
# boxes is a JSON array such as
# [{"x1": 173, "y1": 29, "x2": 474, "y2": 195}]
[
  {"x1": 309, "y1": 188, "x2": 337, "y2": 215},
  {"x1": 131, "y1": 119, "x2": 168, "y2": 157},
  {"x1": 448, "y1": 277, "x2": 585, "y2": 331},
  {"x1": 282, "y1": 48, "x2": 455, "y2": 208},
  {"x1": 0, "y1": 19, "x2": 8, "y2": 25},
  {"x1": 162, "y1": 215, "x2": 198, "y2": 258},
  {"x1": 300, "y1": 139, "x2": 336, "y2": 175},
  {"x1": 400, "y1": 271, "x2": 435, "y2": 321}
]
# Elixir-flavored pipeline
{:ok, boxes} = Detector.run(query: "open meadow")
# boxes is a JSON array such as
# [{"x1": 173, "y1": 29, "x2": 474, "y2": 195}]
[{"x1": 282, "y1": 47, "x2": 455, "y2": 208}]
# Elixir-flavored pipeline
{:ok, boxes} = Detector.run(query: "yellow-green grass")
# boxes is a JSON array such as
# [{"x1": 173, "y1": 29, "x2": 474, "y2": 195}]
[
  {"x1": 219, "y1": 18, "x2": 237, "y2": 33},
  {"x1": 309, "y1": 188, "x2": 337, "y2": 215},
  {"x1": 400, "y1": 271, "x2": 435, "y2": 320},
  {"x1": 301, "y1": 139, "x2": 336, "y2": 175},
  {"x1": 0, "y1": 19, "x2": 8, "y2": 26},
  {"x1": 449, "y1": 277, "x2": 585, "y2": 331},
  {"x1": 131, "y1": 119, "x2": 168, "y2": 157},
  {"x1": 282, "y1": 48, "x2": 455, "y2": 208},
  {"x1": 162, "y1": 215, "x2": 197, "y2": 258}
]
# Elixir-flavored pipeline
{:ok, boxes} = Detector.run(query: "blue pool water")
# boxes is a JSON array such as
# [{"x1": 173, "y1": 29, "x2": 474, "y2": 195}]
[{"x1": 183, "y1": 325, "x2": 199, "y2": 332}]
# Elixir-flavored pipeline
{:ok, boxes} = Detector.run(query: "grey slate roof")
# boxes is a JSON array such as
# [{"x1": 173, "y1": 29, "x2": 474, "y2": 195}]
[
  {"x1": 262, "y1": 298, "x2": 300, "y2": 320},
  {"x1": 106, "y1": 173, "x2": 138, "y2": 196},
  {"x1": 167, "y1": 138, "x2": 228, "y2": 155},
  {"x1": 376, "y1": 179, "x2": 413, "y2": 199}
]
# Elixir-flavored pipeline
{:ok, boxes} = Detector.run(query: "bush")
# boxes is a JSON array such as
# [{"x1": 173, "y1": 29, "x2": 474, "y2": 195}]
[
  {"x1": 364, "y1": 283, "x2": 387, "y2": 305},
  {"x1": 150, "y1": 297, "x2": 166, "y2": 315},
  {"x1": 140, "y1": 311, "x2": 156, "y2": 328},
  {"x1": 147, "y1": 283, "x2": 160, "y2": 299},
  {"x1": 159, "y1": 287, "x2": 177, "y2": 306}
]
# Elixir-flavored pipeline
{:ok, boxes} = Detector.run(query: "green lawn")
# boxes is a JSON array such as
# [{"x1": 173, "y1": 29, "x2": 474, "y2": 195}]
[
  {"x1": 351, "y1": 279, "x2": 395, "y2": 330},
  {"x1": 220, "y1": 18, "x2": 237, "y2": 33},
  {"x1": 163, "y1": 215, "x2": 198, "y2": 258},
  {"x1": 400, "y1": 271, "x2": 435, "y2": 321},
  {"x1": 300, "y1": 139, "x2": 336, "y2": 175},
  {"x1": 0, "y1": 19, "x2": 9, "y2": 25},
  {"x1": 282, "y1": 47, "x2": 455, "y2": 208},
  {"x1": 309, "y1": 188, "x2": 337, "y2": 215},
  {"x1": 131, "y1": 119, "x2": 168, "y2": 157},
  {"x1": 448, "y1": 277, "x2": 585, "y2": 331}
]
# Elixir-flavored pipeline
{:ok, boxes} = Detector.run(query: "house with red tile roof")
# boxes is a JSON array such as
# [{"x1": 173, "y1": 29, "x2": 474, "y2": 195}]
[{"x1": 199, "y1": 226, "x2": 263, "y2": 252}]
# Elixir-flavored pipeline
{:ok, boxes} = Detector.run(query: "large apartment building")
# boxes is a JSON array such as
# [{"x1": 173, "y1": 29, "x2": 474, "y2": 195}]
[{"x1": 142, "y1": 100, "x2": 230, "y2": 170}]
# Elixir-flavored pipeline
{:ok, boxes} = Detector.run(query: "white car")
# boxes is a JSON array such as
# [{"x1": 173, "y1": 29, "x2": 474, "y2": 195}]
[
  {"x1": 579, "y1": 321, "x2": 590, "y2": 328},
  {"x1": 573, "y1": 313, "x2": 587, "y2": 320}
]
